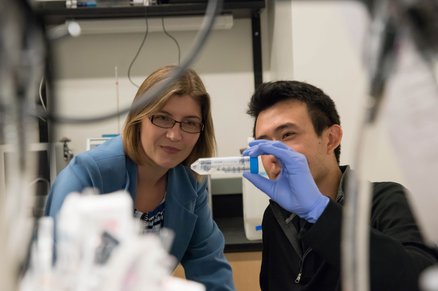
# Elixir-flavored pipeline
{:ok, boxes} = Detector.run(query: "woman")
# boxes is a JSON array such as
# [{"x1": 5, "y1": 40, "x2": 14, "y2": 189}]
[{"x1": 45, "y1": 65, "x2": 235, "y2": 291}]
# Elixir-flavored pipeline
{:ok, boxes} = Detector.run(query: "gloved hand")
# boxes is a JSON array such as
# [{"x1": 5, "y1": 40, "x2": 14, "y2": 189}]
[{"x1": 242, "y1": 140, "x2": 329, "y2": 223}]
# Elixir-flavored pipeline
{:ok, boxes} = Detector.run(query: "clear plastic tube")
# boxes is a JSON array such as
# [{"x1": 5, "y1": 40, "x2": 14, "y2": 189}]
[{"x1": 191, "y1": 156, "x2": 259, "y2": 175}]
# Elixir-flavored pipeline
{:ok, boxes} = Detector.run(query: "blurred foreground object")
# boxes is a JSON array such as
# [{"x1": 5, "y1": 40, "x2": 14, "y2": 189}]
[
  {"x1": 0, "y1": 0, "x2": 47, "y2": 290},
  {"x1": 20, "y1": 189, "x2": 205, "y2": 291},
  {"x1": 381, "y1": 34, "x2": 438, "y2": 244},
  {"x1": 342, "y1": 1, "x2": 438, "y2": 291},
  {"x1": 421, "y1": 265, "x2": 438, "y2": 291},
  {"x1": 367, "y1": 0, "x2": 438, "y2": 245}
]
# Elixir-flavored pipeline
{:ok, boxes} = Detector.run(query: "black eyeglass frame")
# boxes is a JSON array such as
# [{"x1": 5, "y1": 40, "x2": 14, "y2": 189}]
[{"x1": 149, "y1": 115, "x2": 204, "y2": 134}]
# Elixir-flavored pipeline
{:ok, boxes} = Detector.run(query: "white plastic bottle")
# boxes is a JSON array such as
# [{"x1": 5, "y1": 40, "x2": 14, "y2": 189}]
[{"x1": 242, "y1": 156, "x2": 270, "y2": 241}]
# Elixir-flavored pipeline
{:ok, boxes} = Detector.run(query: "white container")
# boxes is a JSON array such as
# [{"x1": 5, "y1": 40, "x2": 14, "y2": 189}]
[{"x1": 242, "y1": 157, "x2": 270, "y2": 241}]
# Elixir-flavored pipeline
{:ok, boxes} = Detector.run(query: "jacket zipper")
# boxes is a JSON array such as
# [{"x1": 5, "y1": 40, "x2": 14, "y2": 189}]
[
  {"x1": 295, "y1": 248, "x2": 312, "y2": 284},
  {"x1": 292, "y1": 194, "x2": 343, "y2": 285}
]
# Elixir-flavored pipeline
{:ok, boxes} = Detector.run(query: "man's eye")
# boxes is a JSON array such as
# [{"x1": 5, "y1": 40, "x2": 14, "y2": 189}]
[{"x1": 282, "y1": 132, "x2": 295, "y2": 140}]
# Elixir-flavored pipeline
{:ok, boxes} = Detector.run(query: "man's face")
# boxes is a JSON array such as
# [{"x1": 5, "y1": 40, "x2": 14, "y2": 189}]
[{"x1": 254, "y1": 100, "x2": 334, "y2": 185}]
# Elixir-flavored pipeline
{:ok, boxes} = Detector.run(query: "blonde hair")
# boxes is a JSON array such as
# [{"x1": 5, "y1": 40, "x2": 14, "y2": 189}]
[{"x1": 122, "y1": 65, "x2": 216, "y2": 179}]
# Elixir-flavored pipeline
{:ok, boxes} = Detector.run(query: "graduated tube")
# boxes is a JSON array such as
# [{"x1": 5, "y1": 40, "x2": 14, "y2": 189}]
[{"x1": 191, "y1": 156, "x2": 259, "y2": 175}]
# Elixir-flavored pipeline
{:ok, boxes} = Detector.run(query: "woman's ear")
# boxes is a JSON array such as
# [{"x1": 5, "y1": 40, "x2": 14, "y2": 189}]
[{"x1": 326, "y1": 124, "x2": 343, "y2": 154}]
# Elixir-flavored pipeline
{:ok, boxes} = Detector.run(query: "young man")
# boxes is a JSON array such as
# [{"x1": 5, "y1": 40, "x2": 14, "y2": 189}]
[{"x1": 242, "y1": 80, "x2": 437, "y2": 291}]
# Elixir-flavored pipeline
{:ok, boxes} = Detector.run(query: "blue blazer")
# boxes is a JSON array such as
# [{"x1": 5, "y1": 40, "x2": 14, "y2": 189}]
[{"x1": 45, "y1": 136, "x2": 235, "y2": 291}]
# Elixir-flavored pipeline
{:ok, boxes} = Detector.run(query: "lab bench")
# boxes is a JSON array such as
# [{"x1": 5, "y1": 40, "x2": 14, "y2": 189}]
[{"x1": 212, "y1": 193, "x2": 263, "y2": 253}]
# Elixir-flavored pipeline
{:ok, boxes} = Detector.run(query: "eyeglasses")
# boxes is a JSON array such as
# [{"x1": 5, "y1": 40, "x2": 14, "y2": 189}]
[{"x1": 149, "y1": 114, "x2": 204, "y2": 134}]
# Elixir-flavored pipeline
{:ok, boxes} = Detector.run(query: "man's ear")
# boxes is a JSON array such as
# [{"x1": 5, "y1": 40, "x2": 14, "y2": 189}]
[{"x1": 326, "y1": 124, "x2": 342, "y2": 153}]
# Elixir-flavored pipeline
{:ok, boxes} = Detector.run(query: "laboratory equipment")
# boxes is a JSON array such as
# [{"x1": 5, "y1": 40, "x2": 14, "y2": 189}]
[
  {"x1": 190, "y1": 156, "x2": 259, "y2": 175},
  {"x1": 242, "y1": 156, "x2": 269, "y2": 240},
  {"x1": 1, "y1": 0, "x2": 48, "y2": 290},
  {"x1": 86, "y1": 137, "x2": 112, "y2": 151},
  {"x1": 59, "y1": 137, "x2": 73, "y2": 162},
  {"x1": 19, "y1": 189, "x2": 206, "y2": 291}
]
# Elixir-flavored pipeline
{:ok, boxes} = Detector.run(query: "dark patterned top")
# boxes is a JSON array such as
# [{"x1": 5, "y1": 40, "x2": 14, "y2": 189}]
[{"x1": 134, "y1": 199, "x2": 165, "y2": 233}]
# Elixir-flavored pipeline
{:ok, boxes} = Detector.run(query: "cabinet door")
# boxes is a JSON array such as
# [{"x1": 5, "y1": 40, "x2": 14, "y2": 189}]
[{"x1": 173, "y1": 251, "x2": 262, "y2": 291}]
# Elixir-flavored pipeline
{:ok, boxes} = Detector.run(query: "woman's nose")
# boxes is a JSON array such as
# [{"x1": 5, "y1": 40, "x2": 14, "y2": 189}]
[{"x1": 166, "y1": 124, "x2": 183, "y2": 141}]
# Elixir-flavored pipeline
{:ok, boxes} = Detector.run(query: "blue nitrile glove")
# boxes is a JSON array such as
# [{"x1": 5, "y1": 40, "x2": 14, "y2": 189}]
[{"x1": 242, "y1": 140, "x2": 329, "y2": 223}]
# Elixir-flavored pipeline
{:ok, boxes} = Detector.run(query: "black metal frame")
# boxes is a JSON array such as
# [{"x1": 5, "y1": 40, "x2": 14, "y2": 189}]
[{"x1": 34, "y1": 0, "x2": 265, "y2": 90}]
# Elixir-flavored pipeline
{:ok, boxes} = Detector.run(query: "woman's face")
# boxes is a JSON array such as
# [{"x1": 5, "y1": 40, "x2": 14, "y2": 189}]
[{"x1": 140, "y1": 94, "x2": 202, "y2": 170}]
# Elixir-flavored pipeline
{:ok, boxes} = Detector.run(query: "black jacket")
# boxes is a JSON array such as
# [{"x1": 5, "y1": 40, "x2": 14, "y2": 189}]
[{"x1": 260, "y1": 168, "x2": 437, "y2": 291}]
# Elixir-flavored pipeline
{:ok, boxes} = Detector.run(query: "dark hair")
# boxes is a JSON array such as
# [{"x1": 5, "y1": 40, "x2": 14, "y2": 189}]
[{"x1": 247, "y1": 80, "x2": 341, "y2": 163}]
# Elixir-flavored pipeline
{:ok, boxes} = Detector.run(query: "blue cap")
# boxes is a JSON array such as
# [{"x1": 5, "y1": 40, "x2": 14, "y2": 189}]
[{"x1": 249, "y1": 156, "x2": 258, "y2": 174}]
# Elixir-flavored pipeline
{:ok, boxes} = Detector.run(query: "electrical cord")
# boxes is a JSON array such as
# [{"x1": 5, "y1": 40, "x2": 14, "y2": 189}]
[
  {"x1": 342, "y1": 1, "x2": 400, "y2": 291},
  {"x1": 29, "y1": 177, "x2": 51, "y2": 193},
  {"x1": 127, "y1": 10, "x2": 149, "y2": 88},
  {"x1": 38, "y1": 0, "x2": 223, "y2": 124},
  {"x1": 161, "y1": 17, "x2": 181, "y2": 65},
  {"x1": 341, "y1": 117, "x2": 372, "y2": 291},
  {"x1": 399, "y1": 0, "x2": 438, "y2": 86},
  {"x1": 37, "y1": 75, "x2": 47, "y2": 122},
  {"x1": 341, "y1": 2, "x2": 392, "y2": 291},
  {"x1": 38, "y1": 76, "x2": 47, "y2": 112}
]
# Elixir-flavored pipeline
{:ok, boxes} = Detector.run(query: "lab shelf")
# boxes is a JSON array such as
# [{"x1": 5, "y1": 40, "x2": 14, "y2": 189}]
[
  {"x1": 33, "y1": 1, "x2": 266, "y2": 24},
  {"x1": 33, "y1": 0, "x2": 265, "y2": 88},
  {"x1": 217, "y1": 216, "x2": 263, "y2": 253},
  {"x1": 212, "y1": 193, "x2": 263, "y2": 253}
]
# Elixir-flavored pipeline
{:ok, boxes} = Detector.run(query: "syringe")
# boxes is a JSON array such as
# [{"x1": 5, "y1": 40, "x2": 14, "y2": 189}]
[{"x1": 191, "y1": 156, "x2": 259, "y2": 175}]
